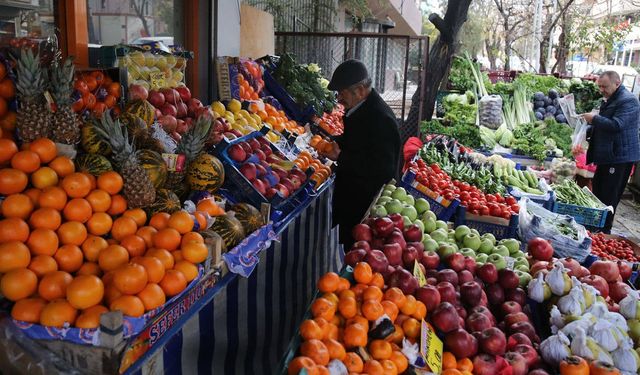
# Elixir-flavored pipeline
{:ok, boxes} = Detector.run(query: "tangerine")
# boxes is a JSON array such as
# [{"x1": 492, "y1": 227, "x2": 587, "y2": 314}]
[
  {"x1": 381, "y1": 300, "x2": 399, "y2": 322},
  {"x1": 27, "y1": 228, "x2": 59, "y2": 256},
  {"x1": 363, "y1": 286, "x2": 384, "y2": 302},
  {"x1": 120, "y1": 234, "x2": 146, "y2": 257},
  {"x1": 0, "y1": 217, "x2": 30, "y2": 243},
  {"x1": 136, "y1": 226, "x2": 157, "y2": 248},
  {"x1": 343, "y1": 352, "x2": 364, "y2": 372},
  {"x1": 61, "y1": 173, "x2": 92, "y2": 198},
  {"x1": 146, "y1": 248, "x2": 174, "y2": 270},
  {"x1": 81, "y1": 235, "x2": 108, "y2": 262},
  {"x1": 317, "y1": 272, "x2": 340, "y2": 293},
  {"x1": 390, "y1": 351, "x2": 408, "y2": 373},
  {"x1": 362, "y1": 299, "x2": 384, "y2": 321},
  {"x1": 103, "y1": 283, "x2": 122, "y2": 305},
  {"x1": 11, "y1": 297, "x2": 47, "y2": 323},
  {"x1": 323, "y1": 338, "x2": 346, "y2": 360},
  {"x1": 369, "y1": 273, "x2": 384, "y2": 289},
  {"x1": 173, "y1": 260, "x2": 198, "y2": 282},
  {"x1": 159, "y1": 269, "x2": 187, "y2": 297},
  {"x1": 181, "y1": 231, "x2": 204, "y2": 246},
  {"x1": 66, "y1": 274, "x2": 105, "y2": 309},
  {"x1": 300, "y1": 319, "x2": 324, "y2": 340},
  {"x1": 337, "y1": 296, "x2": 357, "y2": 319},
  {"x1": 0, "y1": 241, "x2": 31, "y2": 272},
  {"x1": 76, "y1": 262, "x2": 102, "y2": 277},
  {"x1": 86, "y1": 189, "x2": 112, "y2": 212},
  {"x1": 107, "y1": 194, "x2": 127, "y2": 216},
  {"x1": 75, "y1": 304, "x2": 109, "y2": 328},
  {"x1": 39, "y1": 299, "x2": 77, "y2": 327},
  {"x1": 113, "y1": 263, "x2": 148, "y2": 295},
  {"x1": 343, "y1": 323, "x2": 368, "y2": 348},
  {"x1": 310, "y1": 297, "x2": 336, "y2": 321},
  {"x1": 0, "y1": 138, "x2": 18, "y2": 164},
  {"x1": 110, "y1": 295, "x2": 145, "y2": 317},
  {"x1": 57, "y1": 221, "x2": 87, "y2": 246},
  {"x1": 167, "y1": 211, "x2": 194, "y2": 234},
  {"x1": 38, "y1": 186, "x2": 67, "y2": 210},
  {"x1": 97, "y1": 171, "x2": 123, "y2": 195},
  {"x1": 63, "y1": 198, "x2": 93, "y2": 223},
  {"x1": 87, "y1": 212, "x2": 113, "y2": 236},
  {"x1": 28, "y1": 138, "x2": 57, "y2": 163},
  {"x1": 153, "y1": 227, "x2": 181, "y2": 251},
  {"x1": 38, "y1": 271, "x2": 73, "y2": 301},
  {"x1": 98, "y1": 245, "x2": 129, "y2": 272},
  {"x1": 1, "y1": 193, "x2": 34, "y2": 219},
  {"x1": 300, "y1": 339, "x2": 330, "y2": 366},
  {"x1": 369, "y1": 340, "x2": 393, "y2": 360},
  {"x1": 353, "y1": 262, "x2": 373, "y2": 284},
  {"x1": 28, "y1": 255, "x2": 58, "y2": 277},
  {"x1": 181, "y1": 242, "x2": 208, "y2": 263},
  {"x1": 131, "y1": 256, "x2": 165, "y2": 283},
  {"x1": 0, "y1": 268, "x2": 37, "y2": 301},
  {"x1": 402, "y1": 317, "x2": 421, "y2": 339},
  {"x1": 48, "y1": 156, "x2": 75, "y2": 177},
  {"x1": 400, "y1": 295, "x2": 417, "y2": 316},
  {"x1": 29, "y1": 207, "x2": 62, "y2": 230},
  {"x1": 172, "y1": 250, "x2": 184, "y2": 262},
  {"x1": 380, "y1": 359, "x2": 398, "y2": 375},
  {"x1": 149, "y1": 212, "x2": 170, "y2": 230},
  {"x1": 111, "y1": 216, "x2": 138, "y2": 241},
  {"x1": 11, "y1": 150, "x2": 41, "y2": 173},
  {"x1": 123, "y1": 208, "x2": 147, "y2": 227},
  {"x1": 287, "y1": 356, "x2": 316, "y2": 375},
  {"x1": 0, "y1": 168, "x2": 28, "y2": 195},
  {"x1": 137, "y1": 283, "x2": 166, "y2": 311}
]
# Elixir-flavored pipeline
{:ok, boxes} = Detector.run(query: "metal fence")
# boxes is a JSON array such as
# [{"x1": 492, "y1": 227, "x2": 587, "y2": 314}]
[{"x1": 274, "y1": 31, "x2": 428, "y2": 143}]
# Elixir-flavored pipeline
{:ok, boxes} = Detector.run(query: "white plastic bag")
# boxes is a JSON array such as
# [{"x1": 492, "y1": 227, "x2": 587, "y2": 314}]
[
  {"x1": 545, "y1": 263, "x2": 572, "y2": 296},
  {"x1": 549, "y1": 305, "x2": 565, "y2": 333},
  {"x1": 528, "y1": 272, "x2": 550, "y2": 303},
  {"x1": 612, "y1": 339, "x2": 640, "y2": 373},
  {"x1": 571, "y1": 121, "x2": 590, "y2": 155},
  {"x1": 558, "y1": 285, "x2": 586, "y2": 316},
  {"x1": 620, "y1": 290, "x2": 640, "y2": 320},
  {"x1": 589, "y1": 319, "x2": 620, "y2": 352},
  {"x1": 561, "y1": 314, "x2": 596, "y2": 337},
  {"x1": 540, "y1": 332, "x2": 571, "y2": 366},
  {"x1": 570, "y1": 327, "x2": 614, "y2": 365}
]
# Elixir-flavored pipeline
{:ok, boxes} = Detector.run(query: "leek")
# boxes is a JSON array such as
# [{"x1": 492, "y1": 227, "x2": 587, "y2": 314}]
[{"x1": 465, "y1": 53, "x2": 488, "y2": 97}]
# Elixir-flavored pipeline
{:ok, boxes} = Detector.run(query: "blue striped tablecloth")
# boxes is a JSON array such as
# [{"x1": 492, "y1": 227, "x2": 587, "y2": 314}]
[{"x1": 125, "y1": 183, "x2": 343, "y2": 374}]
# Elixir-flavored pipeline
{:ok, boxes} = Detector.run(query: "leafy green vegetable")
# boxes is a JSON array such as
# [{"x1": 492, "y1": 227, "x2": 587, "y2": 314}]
[
  {"x1": 420, "y1": 119, "x2": 481, "y2": 149},
  {"x1": 513, "y1": 73, "x2": 568, "y2": 96},
  {"x1": 271, "y1": 53, "x2": 336, "y2": 115},
  {"x1": 511, "y1": 119, "x2": 573, "y2": 161},
  {"x1": 448, "y1": 56, "x2": 491, "y2": 93},
  {"x1": 488, "y1": 82, "x2": 514, "y2": 97},
  {"x1": 569, "y1": 80, "x2": 602, "y2": 113}
]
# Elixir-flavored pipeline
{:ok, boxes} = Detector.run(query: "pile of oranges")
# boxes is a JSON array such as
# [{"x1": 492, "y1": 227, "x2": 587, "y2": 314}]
[
  {"x1": 287, "y1": 263, "x2": 427, "y2": 375},
  {"x1": 237, "y1": 73, "x2": 260, "y2": 101},
  {"x1": 0, "y1": 62, "x2": 16, "y2": 140},
  {"x1": 72, "y1": 70, "x2": 122, "y2": 118},
  {"x1": 0, "y1": 137, "x2": 208, "y2": 328},
  {"x1": 248, "y1": 102, "x2": 306, "y2": 136},
  {"x1": 293, "y1": 150, "x2": 331, "y2": 188}
]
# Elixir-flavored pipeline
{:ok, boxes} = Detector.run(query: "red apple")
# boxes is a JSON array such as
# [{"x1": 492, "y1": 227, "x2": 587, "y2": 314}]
[
  {"x1": 252, "y1": 179, "x2": 266, "y2": 195},
  {"x1": 402, "y1": 224, "x2": 422, "y2": 242},
  {"x1": 415, "y1": 285, "x2": 441, "y2": 311},
  {"x1": 472, "y1": 354, "x2": 503, "y2": 375},
  {"x1": 158, "y1": 115, "x2": 177, "y2": 133},
  {"x1": 446, "y1": 253, "x2": 466, "y2": 272},
  {"x1": 527, "y1": 370, "x2": 550, "y2": 375},
  {"x1": 388, "y1": 214, "x2": 404, "y2": 231},
  {"x1": 527, "y1": 237, "x2": 554, "y2": 261},
  {"x1": 273, "y1": 183, "x2": 290, "y2": 198},
  {"x1": 458, "y1": 269, "x2": 474, "y2": 285},
  {"x1": 344, "y1": 249, "x2": 367, "y2": 266},
  {"x1": 509, "y1": 322, "x2": 539, "y2": 343},
  {"x1": 480, "y1": 327, "x2": 507, "y2": 356},
  {"x1": 351, "y1": 241, "x2": 371, "y2": 253},
  {"x1": 421, "y1": 251, "x2": 440, "y2": 270},
  {"x1": 175, "y1": 86, "x2": 191, "y2": 102},
  {"x1": 364, "y1": 250, "x2": 389, "y2": 273},
  {"x1": 513, "y1": 344, "x2": 540, "y2": 368},
  {"x1": 498, "y1": 269, "x2": 520, "y2": 290},
  {"x1": 431, "y1": 302, "x2": 460, "y2": 333},
  {"x1": 504, "y1": 312, "x2": 529, "y2": 327},
  {"x1": 437, "y1": 269, "x2": 459, "y2": 286},
  {"x1": 470, "y1": 305, "x2": 497, "y2": 325},
  {"x1": 486, "y1": 283, "x2": 505, "y2": 306},
  {"x1": 445, "y1": 328, "x2": 478, "y2": 358},
  {"x1": 501, "y1": 301, "x2": 523, "y2": 316},
  {"x1": 466, "y1": 312, "x2": 494, "y2": 333},
  {"x1": 387, "y1": 268, "x2": 419, "y2": 295},
  {"x1": 436, "y1": 282, "x2": 457, "y2": 304},
  {"x1": 460, "y1": 281, "x2": 482, "y2": 306},
  {"x1": 505, "y1": 288, "x2": 527, "y2": 306},
  {"x1": 372, "y1": 217, "x2": 394, "y2": 238},
  {"x1": 386, "y1": 230, "x2": 407, "y2": 251},
  {"x1": 148, "y1": 90, "x2": 165, "y2": 107},
  {"x1": 478, "y1": 263, "x2": 499, "y2": 284},
  {"x1": 227, "y1": 144, "x2": 247, "y2": 163},
  {"x1": 254, "y1": 164, "x2": 267, "y2": 178},
  {"x1": 504, "y1": 351, "x2": 528, "y2": 375},
  {"x1": 464, "y1": 256, "x2": 477, "y2": 274},
  {"x1": 383, "y1": 243, "x2": 403, "y2": 266},
  {"x1": 239, "y1": 163, "x2": 257, "y2": 181},
  {"x1": 352, "y1": 224, "x2": 373, "y2": 242},
  {"x1": 254, "y1": 149, "x2": 266, "y2": 162},
  {"x1": 530, "y1": 261, "x2": 551, "y2": 277},
  {"x1": 402, "y1": 245, "x2": 421, "y2": 268},
  {"x1": 507, "y1": 333, "x2": 533, "y2": 351}
]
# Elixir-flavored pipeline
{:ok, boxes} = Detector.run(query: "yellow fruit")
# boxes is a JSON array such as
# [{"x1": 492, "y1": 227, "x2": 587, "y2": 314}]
[{"x1": 227, "y1": 99, "x2": 241, "y2": 114}]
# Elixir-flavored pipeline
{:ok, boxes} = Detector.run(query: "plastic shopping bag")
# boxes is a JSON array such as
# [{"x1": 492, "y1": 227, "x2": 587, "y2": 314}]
[{"x1": 571, "y1": 121, "x2": 590, "y2": 155}]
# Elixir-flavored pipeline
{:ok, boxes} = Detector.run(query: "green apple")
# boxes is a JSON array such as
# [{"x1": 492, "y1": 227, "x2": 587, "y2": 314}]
[
  {"x1": 471, "y1": 229, "x2": 480, "y2": 237},
  {"x1": 401, "y1": 205, "x2": 418, "y2": 221},
  {"x1": 454, "y1": 225, "x2": 471, "y2": 242},
  {"x1": 403, "y1": 195, "x2": 415, "y2": 206},
  {"x1": 487, "y1": 253, "x2": 507, "y2": 270},
  {"x1": 475, "y1": 253, "x2": 489, "y2": 264},
  {"x1": 448, "y1": 229, "x2": 456, "y2": 241},
  {"x1": 500, "y1": 238, "x2": 521, "y2": 255},
  {"x1": 385, "y1": 200, "x2": 403, "y2": 215},
  {"x1": 376, "y1": 196, "x2": 392, "y2": 205},
  {"x1": 423, "y1": 238, "x2": 438, "y2": 252},
  {"x1": 438, "y1": 244, "x2": 456, "y2": 259},
  {"x1": 422, "y1": 233, "x2": 432, "y2": 241},
  {"x1": 403, "y1": 216, "x2": 412, "y2": 228},
  {"x1": 627, "y1": 319, "x2": 640, "y2": 343},
  {"x1": 462, "y1": 233, "x2": 482, "y2": 251},
  {"x1": 514, "y1": 258, "x2": 530, "y2": 269},
  {"x1": 370, "y1": 205, "x2": 387, "y2": 217},
  {"x1": 422, "y1": 210, "x2": 437, "y2": 223},
  {"x1": 381, "y1": 189, "x2": 392, "y2": 197},
  {"x1": 430, "y1": 229, "x2": 448, "y2": 243},
  {"x1": 493, "y1": 245, "x2": 510, "y2": 257},
  {"x1": 481, "y1": 233, "x2": 496, "y2": 245},
  {"x1": 515, "y1": 270, "x2": 532, "y2": 288},
  {"x1": 512, "y1": 250, "x2": 526, "y2": 259},
  {"x1": 478, "y1": 239, "x2": 494, "y2": 255},
  {"x1": 384, "y1": 183, "x2": 396, "y2": 191},
  {"x1": 460, "y1": 248, "x2": 476, "y2": 259},
  {"x1": 391, "y1": 187, "x2": 407, "y2": 201},
  {"x1": 415, "y1": 198, "x2": 430, "y2": 214},
  {"x1": 413, "y1": 219, "x2": 425, "y2": 233},
  {"x1": 424, "y1": 218, "x2": 437, "y2": 234},
  {"x1": 436, "y1": 220, "x2": 448, "y2": 231},
  {"x1": 516, "y1": 264, "x2": 531, "y2": 273}
]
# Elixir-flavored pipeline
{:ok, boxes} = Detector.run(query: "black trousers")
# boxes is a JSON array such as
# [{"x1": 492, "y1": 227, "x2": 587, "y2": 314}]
[{"x1": 592, "y1": 162, "x2": 634, "y2": 233}]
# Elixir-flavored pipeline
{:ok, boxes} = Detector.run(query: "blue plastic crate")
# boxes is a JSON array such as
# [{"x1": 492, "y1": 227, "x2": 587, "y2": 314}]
[
  {"x1": 552, "y1": 201, "x2": 608, "y2": 228},
  {"x1": 454, "y1": 206, "x2": 519, "y2": 240},
  {"x1": 398, "y1": 170, "x2": 460, "y2": 221},
  {"x1": 507, "y1": 186, "x2": 555, "y2": 210},
  {"x1": 262, "y1": 70, "x2": 316, "y2": 123}
]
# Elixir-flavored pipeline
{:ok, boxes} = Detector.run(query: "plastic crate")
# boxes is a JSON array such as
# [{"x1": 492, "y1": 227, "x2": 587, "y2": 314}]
[
  {"x1": 215, "y1": 130, "x2": 315, "y2": 218},
  {"x1": 552, "y1": 201, "x2": 608, "y2": 228},
  {"x1": 454, "y1": 206, "x2": 519, "y2": 240},
  {"x1": 262, "y1": 70, "x2": 316, "y2": 123},
  {"x1": 507, "y1": 186, "x2": 555, "y2": 210},
  {"x1": 398, "y1": 171, "x2": 460, "y2": 221}
]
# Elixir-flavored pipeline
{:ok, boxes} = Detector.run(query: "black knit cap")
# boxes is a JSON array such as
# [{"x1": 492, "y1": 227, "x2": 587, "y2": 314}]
[{"x1": 327, "y1": 59, "x2": 369, "y2": 91}]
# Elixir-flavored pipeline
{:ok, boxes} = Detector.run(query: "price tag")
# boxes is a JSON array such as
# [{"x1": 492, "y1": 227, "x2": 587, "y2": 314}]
[
  {"x1": 420, "y1": 320, "x2": 443, "y2": 374},
  {"x1": 150, "y1": 71, "x2": 166, "y2": 90},
  {"x1": 414, "y1": 260, "x2": 427, "y2": 287},
  {"x1": 162, "y1": 153, "x2": 185, "y2": 172}
]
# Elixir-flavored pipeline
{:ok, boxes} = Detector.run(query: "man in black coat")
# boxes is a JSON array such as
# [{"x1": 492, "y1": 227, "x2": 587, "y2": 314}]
[{"x1": 321, "y1": 60, "x2": 401, "y2": 247}]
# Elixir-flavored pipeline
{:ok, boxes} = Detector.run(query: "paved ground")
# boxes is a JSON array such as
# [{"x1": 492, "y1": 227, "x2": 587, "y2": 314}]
[{"x1": 612, "y1": 192, "x2": 640, "y2": 242}]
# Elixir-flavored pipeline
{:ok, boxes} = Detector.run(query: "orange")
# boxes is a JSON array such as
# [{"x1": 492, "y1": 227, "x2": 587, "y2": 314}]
[
  {"x1": 24, "y1": 188, "x2": 42, "y2": 206},
  {"x1": 146, "y1": 248, "x2": 175, "y2": 270},
  {"x1": 0, "y1": 168, "x2": 28, "y2": 195},
  {"x1": 109, "y1": 295, "x2": 145, "y2": 317},
  {"x1": 343, "y1": 323, "x2": 368, "y2": 348},
  {"x1": 287, "y1": 356, "x2": 316, "y2": 375},
  {"x1": 390, "y1": 351, "x2": 408, "y2": 373},
  {"x1": 173, "y1": 260, "x2": 198, "y2": 282},
  {"x1": 300, "y1": 319, "x2": 324, "y2": 340},
  {"x1": 311, "y1": 297, "x2": 336, "y2": 321},
  {"x1": 168, "y1": 211, "x2": 194, "y2": 234},
  {"x1": 54, "y1": 244, "x2": 84, "y2": 273},
  {"x1": 159, "y1": 269, "x2": 187, "y2": 297},
  {"x1": 353, "y1": 262, "x2": 373, "y2": 284},
  {"x1": 337, "y1": 296, "x2": 357, "y2": 319},
  {"x1": 31, "y1": 166, "x2": 58, "y2": 189},
  {"x1": 149, "y1": 212, "x2": 171, "y2": 230},
  {"x1": 29, "y1": 207, "x2": 62, "y2": 230},
  {"x1": 181, "y1": 242, "x2": 208, "y2": 264},
  {"x1": 343, "y1": 352, "x2": 364, "y2": 372},
  {"x1": 369, "y1": 339, "x2": 393, "y2": 360},
  {"x1": 87, "y1": 212, "x2": 113, "y2": 236},
  {"x1": 39, "y1": 299, "x2": 77, "y2": 327},
  {"x1": 363, "y1": 285, "x2": 383, "y2": 302},
  {"x1": 0, "y1": 241, "x2": 31, "y2": 272},
  {"x1": 363, "y1": 360, "x2": 384, "y2": 375},
  {"x1": 76, "y1": 262, "x2": 102, "y2": 277},
  {"x1": 61, "y1": 173, "x2": 92, "y2": 198},
  {"x1": 111, "y1": 216, "x2": 138, "y2": 241},
  {"x1": 380, "y1": 360, "x2": 398, "y2": 375},
  {"x1": 57, "y1": 221, "x2": 87, "y2": 246},
  {"x1": 0, "y1": 138, "x2": 18, "y2": 164},
  {"x1": 0, "y1": 217, "x2": 30, "y2": 243},
  {"x1": 384, "y1": 287, "x2": 407, "y2": 309},
  {"x1": 137, "y1": 283, "x2": 166, "y2": 311},
  {"x1": 123, "y1": 208, "x2": 147, "y2": 227},
  {"x1": 38, "y1": 186, "x2": 67, "y2": 210},
  {"x1": 400, "y1": 295, "x2": 417, "y2": 316},
  {"x1": 113, "y1": 263, "x2": 148, "y2": 295},
  {"x1": 132, "y1": 256, "x2": 165, "y2": 283},
  {"x1": 38, "y1": 271, "x2": 73, "y2": 301},
  {"x1": 11, "y1": 150, "x2": 41, "y2": 173},
  {"x1": 457, "y1": 358, "x2": 474, "y2": 372},
  {"x1": 28, "y1": 255, "x2": 58, "y2": 277},
  {"x1": 97, "y1": 171, "x2": 123, "y2": 195},
  {"x1": 86, "y1": 189, "x2": 112, "y2": 212},
  {"x1": 300, "y1": 339, "x2": 330, "y2": 366},
  {"x1": 1, "y1": 193, "x2": 34, "y2": 219},
  {"x1": 82, "y1": 235, "x2": 108, "y2": 262},
  {"x1": 402, "y1": 317, "x2": 421, "y2": 339},
  {"x1": 153, "y1": 228, "x2": 181, "y2": 251},
  {"x1": 172, "y1": 250, "x2": 184, "y2": 262},
  {"x1": 317, "y1": 272, "x2": 340, "y2": 293},
  {"x1": 0, "y1": 268, "x2": 37, "y2": 301},
  {"x1": 29, "y1": 138, "x2": 57, "y2": 163},
  {"x1": 48, "y1": 156, "x2": 75, "y2": 177},
  {"x1": 103, "y1": 283, "x2": 122, "y2": 305},
  {"x1": 98, "y1": 245, "x2": 129, "y2": 272},
  {"x1": 362, "y1": 299, "x2": 384, "y2": 321},
  {"x1": 381, "y1": 300, "x2": 399, "y2": 322},
  {"x1": 66, "y1": 274, "x2": 104, "y2": 309},
  {"x1": 27, "y1": 228, "x2": 59, "y2": 256},
  {"x1": 107, "y1": 194, "x2": 127, "y2": 216},
  {"x1": 181, "y1": 231, "x2": 204, "y2": 246},
  {"x1": 120, "y1": 234, "x2": 147, "y2": 257},
  {"x1": 196, "y1": 199, "x2": 225, "y2": 216},
  {"x1": 136, "y1": 226, "x2": 158, "y2": 248},
  {"x1": 63, "y1": 198, "x2": 93, "y2": 223},
  {"x1": 369, "y1": 273, "x2": 384, "y2": 289},
  {"x1": 11, "y1": 297, "x2": 47, "y2": 323},
  {"x1": 75, "y1": 304, "x2": 109, "y2": 328}
]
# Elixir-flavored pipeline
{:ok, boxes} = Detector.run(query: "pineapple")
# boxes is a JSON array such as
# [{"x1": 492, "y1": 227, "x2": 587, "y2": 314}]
[
  {"x1": 93, "y1": 114, "x2": 156, "y2": 208},
  {"x1": 50, "y1": 56, "x2": 82, "y2": 145},
  {"x1": 15, "y1": 48, "x2": 52, "y2": 142},
  {"x1": 164, "y1": 115, "x2": 212, "y2": 198},
  {"x1": 122, "y1": 114, "x2": 165, "y2": 154}
]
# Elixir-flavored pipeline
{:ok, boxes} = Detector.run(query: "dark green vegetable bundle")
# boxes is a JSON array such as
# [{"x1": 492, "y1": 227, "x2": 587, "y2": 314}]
[{"x1": 511, "y1": 119, "x2": 573, "y2": 161}]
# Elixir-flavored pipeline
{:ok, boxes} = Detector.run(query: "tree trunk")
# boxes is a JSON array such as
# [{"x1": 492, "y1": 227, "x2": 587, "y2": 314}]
[
  {"x1": 539, "y1": 37, "x2": 549, "y2": 73},
  {"x1": 486, "y1": 39, "x2": 498, "y2": 70},
  {"x1": 503, "y1": 21, "x2": 512, "y2": 71},
  {"x1": 133, "y1": 0, "x2": 151, "y2": 37},
  {"x1": 553, "y1": 13, "x2": 569, "y2": 74},
  {"x1": 404, "y1": 0, "x2": 473, "y2": 139}
]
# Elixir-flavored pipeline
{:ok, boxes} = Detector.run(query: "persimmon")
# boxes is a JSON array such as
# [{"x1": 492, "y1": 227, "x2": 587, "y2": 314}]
[
  {"x1": 23, "y1": 188, "x2": 42, "y2": 206},
  {"x1": 0, "y1": 268, "x2": 37, "y2": 301},
  {"x1": 457, "y1": 357, "x2": 474, "y2": 372},
  {"x1": 159, "y1": 269, "x2": 187, "y2": 297},
  {"x1": 350, "y1": 283, "x2": 368, "y2": 301},
  {"x1": 337, "y1": 296, "x2": 357, "y2": 319},
  {"x1": 322, "y1": 292, "x2": 339, "y2": 307},
  {"x1": 29, "y1": 207, "x2": 62, "y2": 230},
  {"x1": 181, "y1": 231, "x2": 204, "y2": 246},
  {"x1": 66, "y1": 274, "x2": 104, "y2": 309},
  {"x1": 113, "y1": 263, "x2": 148, "y2": 295},
  {"x1": 75, "y1": 305, "x2": 109, "y2": 328},
  {"x1": 443, "y1": 352, "x2": 458, "y2": 370},
  {"x1": 412, "y1": 301, "x2": 427, "y2": 320},
  {"x1": 137, "y1": 283, "x2": 166, "y2": 311},
  {"x1": 0, "y1": 138, "x2": 18, "y2": 163},
  {"x1": 390, "y1": 351, "x2": 408, "y2": 373},
  {"x1": 300, "y1": 339, "x2": 330, "y2": 366},
  {"x1": 369, "y1": 272, "x2": 384, "y2": 289},
  {"x1": 132, "y1": 256, "x2": 165, "y2": 283},
  {"x1": 338, "y1": 289, "x2": 356, "y2": 300},
  {"x1": 11, "y1": 297, "x2": 47, "y2": 323},
  {"x1": 149, "y1": 212, "x2": 170, "y2": 230},
  {"x1": 38, "y1": 271, "x2": 73, "y2": 301},
  {"x1": 353, "y1": 262, "x2": 373, "y2": 284},
  {"x1": 335, "y1": 277, "x2": 350, "y2": 292},
  {"x1": 342, "y1": 352, "x2": 364, "y2": 372},
  {"x1": 400, "y1": 295, "x2": 418, "y2": 316},
  {"x1": 300, "y1": 319, "x2": 324, "y2": 341},
  {"x1": 136, "y1": 226, "x2": 158, "y2": 248},
  {"x1": 87, "y1": 212, "x2": 113, "y2": 236},
  {"x1": 442, "y1": 369, "x2": 462, "y2": 375},
  {"x1": 0, "y1": 241, "x2": 31, "y2": 273},
  {"x1": 386, "y1": 324, "x2": 404, "y2": 344},
  {"x1": 110, "y1": 295, "x2": 145, "y2": 317},
  {"x1": 40, "y1": 299, "x2": 77, "y2": 327}
]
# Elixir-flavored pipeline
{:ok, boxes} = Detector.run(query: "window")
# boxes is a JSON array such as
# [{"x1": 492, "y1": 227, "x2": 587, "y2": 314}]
[
  {"x1": 0, "y1": 1, "x2": 56, "y2": 43},
  {"x1": 86, "y1": 0, "x2": 184, "y2": 47}
]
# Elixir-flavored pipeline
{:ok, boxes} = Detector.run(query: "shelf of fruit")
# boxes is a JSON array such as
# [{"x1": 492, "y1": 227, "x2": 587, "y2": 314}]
[{"x1": 284, "y1": 179, "x2": 640, "y2": 375}]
